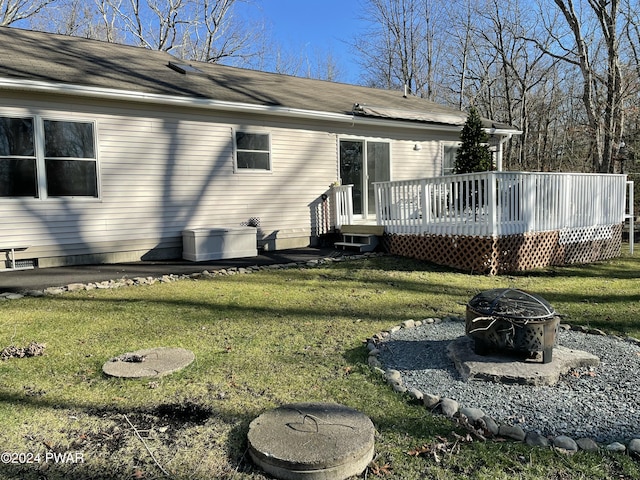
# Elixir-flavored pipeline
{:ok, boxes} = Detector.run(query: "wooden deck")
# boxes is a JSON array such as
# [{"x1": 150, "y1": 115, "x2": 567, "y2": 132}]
[{"x1": 332, "y1": 172, "x2": 634, "y2": 274}]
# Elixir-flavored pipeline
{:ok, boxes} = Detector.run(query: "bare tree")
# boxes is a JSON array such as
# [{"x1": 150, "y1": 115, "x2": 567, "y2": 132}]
[
  {"x1": 354, "y1": 14, "x2": 396, "y2": 89},
  {"x1": 31, "y1": 0, "x2": 120, "y2": 40},
  {"x1": 538, "y1": 0, "x2": 624, "y2": 172},
  {"x1": 421, "y1": 0, "x2": 446, "y2": 100},
  {"x1": 319, "y1": 55, "x2": 344, "y2": 82},
  {"x1": 354, "y1": 0, "x2": 444, "y2": 98},
  {"x1": 475, "y1": 0, "x2": 560, "y2": 169},
  {"x1": 0, "y1": 0, "x2": 57, "y2": 26},
  {"x1": 446, "y1": 0, "x2": 474, "y2": 110},
  {"x1": 254, "y1": 42, "x2": 344, "y2": 82},
  {"x1": 619, "y1": 0, "x2": 640, "y2": 171},
  {"x1": 181, "y1": 0, "x2": 264, "y2": 64},
  {"x1": 95, "y1": 0, "x2": 119, "y2": 42},
  {"x1": 105, "y1": 0, "x2": 186, "y2": 51},
  {"x1": 304, "y1": 49, "x2": 344, "y2": 82},
  {"x1": 24, "y1": 0, "x2": 263, "y2": 66}
]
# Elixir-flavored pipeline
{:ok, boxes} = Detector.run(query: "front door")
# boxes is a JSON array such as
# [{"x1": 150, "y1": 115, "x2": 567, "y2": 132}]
[{"x1": 339, "y1": 139, "x2": 390, "y2": 219}]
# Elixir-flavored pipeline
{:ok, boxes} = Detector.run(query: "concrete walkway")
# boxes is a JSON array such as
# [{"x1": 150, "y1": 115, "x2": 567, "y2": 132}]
[{"x1": 0, "y1": 247, "x2": 342, "y2": 293}]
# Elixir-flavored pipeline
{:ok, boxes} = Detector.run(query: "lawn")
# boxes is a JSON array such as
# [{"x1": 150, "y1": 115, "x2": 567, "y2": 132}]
[{"x1": 0, "y1": 250, "x2": 639, "y2": 479}]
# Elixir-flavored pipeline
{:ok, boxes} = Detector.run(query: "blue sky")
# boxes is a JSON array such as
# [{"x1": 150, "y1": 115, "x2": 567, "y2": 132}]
[{"x1": 246, "y1": 0, "x2": 367, "y2": 83}]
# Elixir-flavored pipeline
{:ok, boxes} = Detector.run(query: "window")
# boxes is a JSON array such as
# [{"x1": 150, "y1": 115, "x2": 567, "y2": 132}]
[
  {"x1": 235, "y1": 131, "x2": 270, "y2": 171},
  {"x1": 0, "y1": 115, "x2": 98, "y2": 198},
  {"x1": 0, "y1": 117, "x2": 37, "y2": 197},
  {"x1": 44, "y1": 120, "x2": 97, "y2": 197},
  {"x1": 443, "y1": 143, "x2": 459, "y2": 175}
]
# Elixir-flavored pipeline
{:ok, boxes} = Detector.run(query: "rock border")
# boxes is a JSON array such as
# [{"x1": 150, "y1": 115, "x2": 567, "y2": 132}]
[
  {"x1": 365, "y1": 316, "x2": 640, "y2": 456},
  {"x1": 0, "y1": 252, "x2": 385, "y2": 299}
]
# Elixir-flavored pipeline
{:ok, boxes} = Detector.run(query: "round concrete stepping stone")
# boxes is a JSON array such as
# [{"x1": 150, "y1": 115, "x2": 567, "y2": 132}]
[
  {"x1": 248, "y1": 402, "x2": 375, "y2": 480},
  {"x1": 102, "y1": 347, "x2": 195, "y2": 378}
]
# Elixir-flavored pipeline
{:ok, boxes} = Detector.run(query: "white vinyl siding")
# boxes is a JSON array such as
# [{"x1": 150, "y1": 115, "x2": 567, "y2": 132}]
[
  {"x1": 0, "y1": 101, "x2": 338, "y2": 262},
  {"x1": 0, "y1": 96, "x2": 445, "y2": 266},
  {"x1": 390, "y1": 137, "x2": 445, "y2": 180}
]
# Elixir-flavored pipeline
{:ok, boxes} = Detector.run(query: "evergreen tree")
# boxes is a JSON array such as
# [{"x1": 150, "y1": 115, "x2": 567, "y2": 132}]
[{"x1": 455, "y1": 107, "x2": 493, "y2": 173}]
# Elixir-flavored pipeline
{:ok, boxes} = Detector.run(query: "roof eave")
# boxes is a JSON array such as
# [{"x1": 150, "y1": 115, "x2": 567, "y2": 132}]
[
  {"x1": 0, "y1": 77, "x2": 467, "y2": 133},
  {"x1": 488, "y1": 127, "x2": 523, "y2": 136}
]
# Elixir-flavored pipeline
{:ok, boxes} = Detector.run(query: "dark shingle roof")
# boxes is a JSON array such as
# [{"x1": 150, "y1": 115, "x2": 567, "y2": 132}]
[{"x1": 0, "y1": 26, "x2": 516, "y2": 130}]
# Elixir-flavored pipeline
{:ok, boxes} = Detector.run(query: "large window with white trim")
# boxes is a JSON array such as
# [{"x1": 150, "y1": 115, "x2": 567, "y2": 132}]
[{"x1": 0, "y1": 115, "x2": 98, "y2": 198}]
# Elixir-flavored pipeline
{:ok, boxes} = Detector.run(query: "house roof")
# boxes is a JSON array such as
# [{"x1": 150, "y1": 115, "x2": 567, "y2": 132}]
[{"x1": 0, "y1": 26, "x2": 518, "y2": 133}]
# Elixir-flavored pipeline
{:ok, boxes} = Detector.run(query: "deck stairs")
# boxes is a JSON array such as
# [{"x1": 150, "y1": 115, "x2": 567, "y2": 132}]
[{"x1": 335, "y1": 225, "x2": 385, "y2": 252}]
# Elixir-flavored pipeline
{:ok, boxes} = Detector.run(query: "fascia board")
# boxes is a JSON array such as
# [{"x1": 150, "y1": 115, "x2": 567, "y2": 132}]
[{"x1": 0, "y1": 77, "x2": 464, "y2": 133}]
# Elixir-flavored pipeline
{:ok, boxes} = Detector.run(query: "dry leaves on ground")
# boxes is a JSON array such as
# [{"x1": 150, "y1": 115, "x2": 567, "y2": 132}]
[
  {"x1": 408, "y1": 433, "x2": 475, "y2": 463},
  {"x1": 1, "y1": 341, "x2": 46, "y2": 360}
]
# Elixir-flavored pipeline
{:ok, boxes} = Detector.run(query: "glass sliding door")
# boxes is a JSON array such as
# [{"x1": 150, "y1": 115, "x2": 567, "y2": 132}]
[
  {"x1": 339, "y1": 139, "x2": 390, "y2": 219},
  {"x1": 367, "y1": 142, "x2": 390, "y2": 215},
  {"x1": 339, "y1": 140, "x2": 364, "y2": 215}
]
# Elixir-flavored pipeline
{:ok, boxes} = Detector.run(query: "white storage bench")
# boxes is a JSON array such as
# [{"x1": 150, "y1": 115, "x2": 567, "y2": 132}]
[{"x1": 182, "y1": 227, "x2": 257, "y2": 261}]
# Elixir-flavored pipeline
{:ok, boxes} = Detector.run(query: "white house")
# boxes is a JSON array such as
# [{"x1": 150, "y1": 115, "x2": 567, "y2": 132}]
[{"x1": 0, "y1": 26, "x2": 519, "y2": 269}]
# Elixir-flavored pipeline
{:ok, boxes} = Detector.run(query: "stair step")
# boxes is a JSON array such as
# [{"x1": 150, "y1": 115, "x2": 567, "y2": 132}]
[
  {"x1": 334, "y1": 241, "x2": 375, "y2": 248},
  {"x1": 335, "y1": 225, "x2": 383, "y2": 253},
  {"x1": 335, "y1": 242, "x2": 378, "y2": 253},
  {"x1": 342, "y1": 233, "x2": 377, "y2": 240},
  {"x1": 335, "y1": 235, "x2": 379, "y2": 253},
  {"x1": 340, "y1": 225, "x2": 386, "y2": 236}
]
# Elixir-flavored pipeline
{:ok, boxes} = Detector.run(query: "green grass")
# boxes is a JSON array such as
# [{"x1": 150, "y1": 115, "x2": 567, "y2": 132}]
[{"x1": 0, "y1": 251, "x2": 639, "y2": 479}]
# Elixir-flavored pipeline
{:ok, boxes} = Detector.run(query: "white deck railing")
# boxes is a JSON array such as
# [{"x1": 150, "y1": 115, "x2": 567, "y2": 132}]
[
  {"x1": 374, "y1": 172, "x2": 630, "y2": 237},
  {"x1": 331, "y1": 184, "x2": 353, "y2": 229}
]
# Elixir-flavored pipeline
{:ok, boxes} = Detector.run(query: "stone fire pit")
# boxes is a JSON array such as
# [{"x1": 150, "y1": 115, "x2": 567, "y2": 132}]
[{"x1": 466, "y1": 288, "x2": 559, "y2": 363}]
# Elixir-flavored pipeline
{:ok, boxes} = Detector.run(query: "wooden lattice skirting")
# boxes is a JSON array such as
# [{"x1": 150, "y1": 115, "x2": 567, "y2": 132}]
[{"x1": 382, "y1": 224, "x2": 622, "y2": 275}]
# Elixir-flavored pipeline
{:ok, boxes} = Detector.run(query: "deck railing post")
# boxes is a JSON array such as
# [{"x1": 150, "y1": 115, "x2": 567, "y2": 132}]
[
  {"x1": 488, "y1": 172, "x2": 497, "y2": 236},
  {"x1": 331, "y1": 185, "x2": 339, "y2": 229},
  {"x1": 346, "y1": 185, "x2": 353, "y2": 226},
  {"x1": 420, "y1": 178, "x2": 429, "y2": 234},
  {"x1": 523, "y1": 173, "x2": 534, "y2": 233},
  {"x1": 374, "y1": 182, "x2": 380, "y2": 228},
  {"x1": 627, "y1": 180, "x2": 635, "y2": 255}
]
